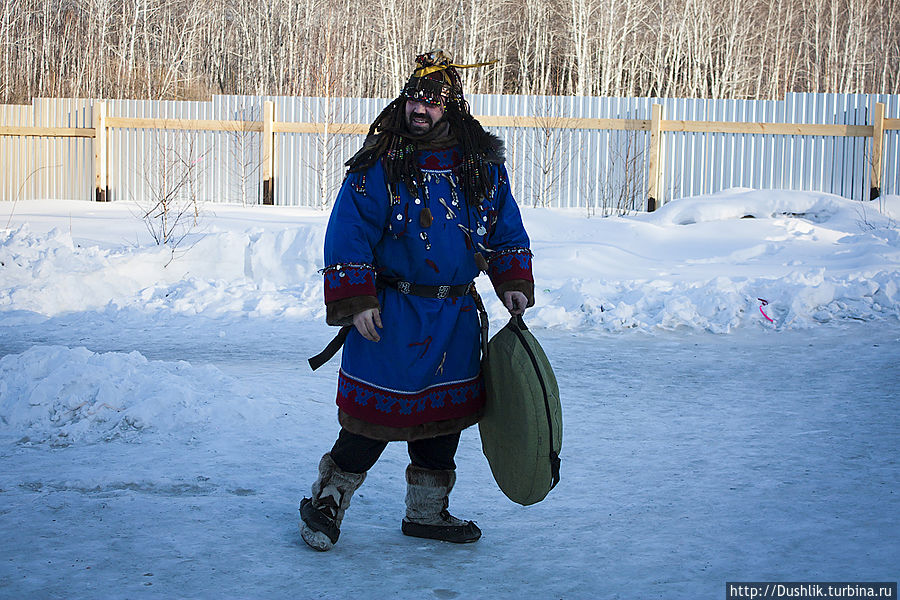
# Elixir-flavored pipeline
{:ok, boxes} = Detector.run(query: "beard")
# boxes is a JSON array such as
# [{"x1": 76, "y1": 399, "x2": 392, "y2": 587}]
[{"x1": 406, "y1": 110, "x2": 436, "y2": 134}]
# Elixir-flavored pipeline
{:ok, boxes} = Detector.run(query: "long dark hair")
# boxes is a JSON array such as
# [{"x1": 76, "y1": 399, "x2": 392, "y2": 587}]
[{"x1": 346, "y1": 98, "x2": 504, "y2": 206}]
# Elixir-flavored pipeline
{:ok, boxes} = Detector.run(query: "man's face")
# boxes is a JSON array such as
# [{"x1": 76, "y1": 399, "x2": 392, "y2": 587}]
[{"x1": 405, "y1": 99, "x2": 445, "y2": 135}]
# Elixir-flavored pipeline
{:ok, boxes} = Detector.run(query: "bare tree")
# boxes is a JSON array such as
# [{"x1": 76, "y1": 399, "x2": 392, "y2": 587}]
[
  {"x1": 2, "y1": 0, "x2": 898, "y2": 104},
  {"x1": 138, "y1": 129, "x2": 210, "y2": 260},
  {"x1": 524, "y1": 97, "x2": 572, "y2": 207},
  {"x1": 597, "y1": 124, "x2": 646, "y2": 215},
  {"x1": 224, "y1": 101, "x2": 262, "y2": 206}
]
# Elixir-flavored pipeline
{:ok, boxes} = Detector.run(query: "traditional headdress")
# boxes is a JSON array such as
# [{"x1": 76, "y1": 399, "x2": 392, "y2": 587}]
[
  {"x1": 346, "y1": 51, "x2": 504, "y2": 204},
  {"x1": 401, "y1": 51, "x2": 498, "y2": 108},
  {"x1": 402, "y1": 51, "x2": 463, "y2": 107}
]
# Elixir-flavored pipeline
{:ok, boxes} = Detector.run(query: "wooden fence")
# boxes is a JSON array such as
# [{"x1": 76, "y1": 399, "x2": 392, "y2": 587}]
[
  {"x1": 1, "y1": 94, "x2": 898, "y2": 210},
  {"x1": 644, "y1": 102, "x2": 898, "y2": 209}
]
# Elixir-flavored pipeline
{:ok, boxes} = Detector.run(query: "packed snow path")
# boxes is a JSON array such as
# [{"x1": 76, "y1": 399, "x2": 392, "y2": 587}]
[{"x1": 1, "y1": 317, "x2": 897, "y2": 599}]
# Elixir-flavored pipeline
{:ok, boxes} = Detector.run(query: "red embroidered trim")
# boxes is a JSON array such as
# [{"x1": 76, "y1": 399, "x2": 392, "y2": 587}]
[
  {"x1": 323, "y1": 263, "x2": 377, "y2": 303},
  {"x1": 336, "y1": 370, "x2": 485, "y2": 428},
  {"x1": 488, "y1": 248, "x2": 533, "y2": 284},
  {"x1": 417, "y1": 148, "x2": 463, "y2": 171}
]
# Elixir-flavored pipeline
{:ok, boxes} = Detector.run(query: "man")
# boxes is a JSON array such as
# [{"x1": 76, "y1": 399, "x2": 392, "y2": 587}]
[{"x1": 299, "y1": 51, "x2": 535, "y2": 551}]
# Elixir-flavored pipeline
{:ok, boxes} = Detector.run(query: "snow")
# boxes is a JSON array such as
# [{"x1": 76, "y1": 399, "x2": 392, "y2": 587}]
[{"x1": 1, "y1": 190, "x2": 898, "y2": 599}]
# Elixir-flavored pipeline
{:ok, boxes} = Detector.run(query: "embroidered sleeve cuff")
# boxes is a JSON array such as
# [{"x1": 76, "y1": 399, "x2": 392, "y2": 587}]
[
  {"x1": 323, "y1": 263, "x2": 377, "y2": 304},
  {"x1": 487, "y1": 247, "x2": 533, "y2": 286},
  {"x1": 326, "y1": 295, "x2": 380, "y2": 326}
]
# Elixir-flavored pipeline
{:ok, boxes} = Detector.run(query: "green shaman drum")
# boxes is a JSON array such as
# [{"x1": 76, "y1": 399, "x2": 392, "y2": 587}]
[{"x1": 479, "y1": 316, "x2": 562, "y2": 506}]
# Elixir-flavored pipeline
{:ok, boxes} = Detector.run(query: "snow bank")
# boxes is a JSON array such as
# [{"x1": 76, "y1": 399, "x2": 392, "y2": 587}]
[
  {"x1": 522, "y1": 268, "x2": 900, "y2": 333},
  {"x1": 1, "y1": 190, "x2": 898, "y2": 333},
  {"x1": 0, "y1": 345, "x2": 253, "y2": 445},
  {"x1": 0, "y1": 223, "x2": 325, "y2": 319},
  {"x1": 642, "y1": 188, "x2": 851, "y2": 226},
  {"x1": 522, "y1": 190, "x2": 900, "y2": 331}
]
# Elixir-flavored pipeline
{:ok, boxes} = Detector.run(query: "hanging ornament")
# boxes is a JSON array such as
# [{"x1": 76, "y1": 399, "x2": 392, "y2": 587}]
[
  {"x1": 437, "y1": 197, "x2": 457, "y2": 220},
  {"x1": 420, "y1": 207, "x2": 433, "y2": 227}
]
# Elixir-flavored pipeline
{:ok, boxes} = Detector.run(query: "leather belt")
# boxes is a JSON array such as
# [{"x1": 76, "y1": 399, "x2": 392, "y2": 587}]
[
  {"x1": 307, "y1": 277, "x2": 481, "y2": 371},
  {"x1": 378, "y1": 276, "x2": 473, "y2": 299}
]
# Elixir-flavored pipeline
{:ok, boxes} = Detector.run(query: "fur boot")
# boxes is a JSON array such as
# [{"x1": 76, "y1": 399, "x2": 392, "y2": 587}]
[
  {"x1": 299, "y1": 453, "x2": 366, "y2": 551},
  {"x1": 401, "y1": 464, "x2": 481, "y2": 543}
]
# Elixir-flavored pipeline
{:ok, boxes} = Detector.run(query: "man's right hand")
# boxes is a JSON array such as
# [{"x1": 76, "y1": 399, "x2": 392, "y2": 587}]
[{"x1": 353, "y1": 308, "x2": 383, "y2": 342}]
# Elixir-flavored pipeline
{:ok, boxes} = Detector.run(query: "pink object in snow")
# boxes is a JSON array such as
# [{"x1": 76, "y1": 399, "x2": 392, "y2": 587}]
[{"x1": 758, "y1": 298, "x2": 774, "y2": 323}]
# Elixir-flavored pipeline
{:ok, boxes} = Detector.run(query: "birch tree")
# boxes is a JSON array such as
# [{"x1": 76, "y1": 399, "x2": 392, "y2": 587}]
[{"x1": 1, "y1": 0, "x2": 898, "y2": 103}]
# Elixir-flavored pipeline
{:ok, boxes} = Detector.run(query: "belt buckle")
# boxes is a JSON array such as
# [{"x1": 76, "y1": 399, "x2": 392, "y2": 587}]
[
  {"x1": 437, "y1": 285, "x2": 450, "y2": 299},
  {"x1": 398, "y1": 281, "x2": 411, "y2": 294}
]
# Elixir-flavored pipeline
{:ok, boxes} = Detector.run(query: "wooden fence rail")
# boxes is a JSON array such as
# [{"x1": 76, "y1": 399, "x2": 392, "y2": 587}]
[
  {"x1": 1, "y1": 100, "x2": 897, "y2": 210},
  {"x1": 647, "y1": 103, "x2": 899, "y2": 209}
]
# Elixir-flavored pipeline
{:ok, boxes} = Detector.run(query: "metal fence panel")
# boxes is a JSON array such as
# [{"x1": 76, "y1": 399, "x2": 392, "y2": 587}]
[{"x1": 1, "y1": 93, "x2": 898, "y2": 207}]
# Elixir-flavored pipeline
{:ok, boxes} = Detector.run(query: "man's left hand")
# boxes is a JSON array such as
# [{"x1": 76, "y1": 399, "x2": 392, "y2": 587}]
[{"x1": 503, "y1": 291, "x2": 528, "y2": 316}]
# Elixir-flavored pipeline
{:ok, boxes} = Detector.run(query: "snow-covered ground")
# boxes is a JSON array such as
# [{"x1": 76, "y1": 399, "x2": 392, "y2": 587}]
[{"x1": 1, "y1": 190, "x2": 898, "y2": 599}]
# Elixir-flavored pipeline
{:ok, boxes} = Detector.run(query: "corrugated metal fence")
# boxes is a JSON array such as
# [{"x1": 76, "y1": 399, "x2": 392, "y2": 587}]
[{"x1": 1, "y1": 93, "x2": 898, "y2": 210}]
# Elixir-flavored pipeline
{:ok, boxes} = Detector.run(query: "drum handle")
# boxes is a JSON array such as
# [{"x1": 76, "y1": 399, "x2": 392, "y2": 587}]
[{"x1": 508, "y1": 316, "x2": 561, "y2": 490}]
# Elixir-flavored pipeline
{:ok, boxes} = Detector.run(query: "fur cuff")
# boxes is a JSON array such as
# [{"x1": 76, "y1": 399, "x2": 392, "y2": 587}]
[
  {"x1": 311, "y1": 453, "x2": 367, "y2": 498},
  {"x1": 495, "y1": 279, "x2": 535, "y2": 308},
  {"x1": 326, "y1": 295, "x2": 380, "y2": 326},
  {"x1": 406, "y1": 464, "x2": 455, "y2": 489},
  {"x1": 338, "y1": 409, "x2": 482, "y2": 442},
  {"x1": 404, "y1": 464, "x2": 455, "y2": 522}
]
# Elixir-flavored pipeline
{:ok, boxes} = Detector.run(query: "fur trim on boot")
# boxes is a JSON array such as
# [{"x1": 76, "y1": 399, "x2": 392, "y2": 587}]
[
  {"x1": 401, "y1": 464, "x2": 481, "y2": 543},
  {"x1": 299, "y1": 453, "x2": 366, "y2": 551}
]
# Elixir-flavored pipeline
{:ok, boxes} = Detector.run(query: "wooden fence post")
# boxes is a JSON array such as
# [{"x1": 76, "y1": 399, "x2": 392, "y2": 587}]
[
  {"x1": 871, "y1": 102, "x2": 885, "y2": 200},
  {"x1": 647, "y1": 103, "x2": 663, "y2": 212},
  {"x1": 93, "y1": 101, "x2": 108, "y2": 202},
  {"x1": 262, "y1": 100, "x2": 274, "y2": 205}
]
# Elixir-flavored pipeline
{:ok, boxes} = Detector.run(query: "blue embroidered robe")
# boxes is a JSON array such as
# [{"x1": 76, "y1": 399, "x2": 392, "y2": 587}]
[{"x1": 322, "y1": 147, "x2": 533, "y2": 440}]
